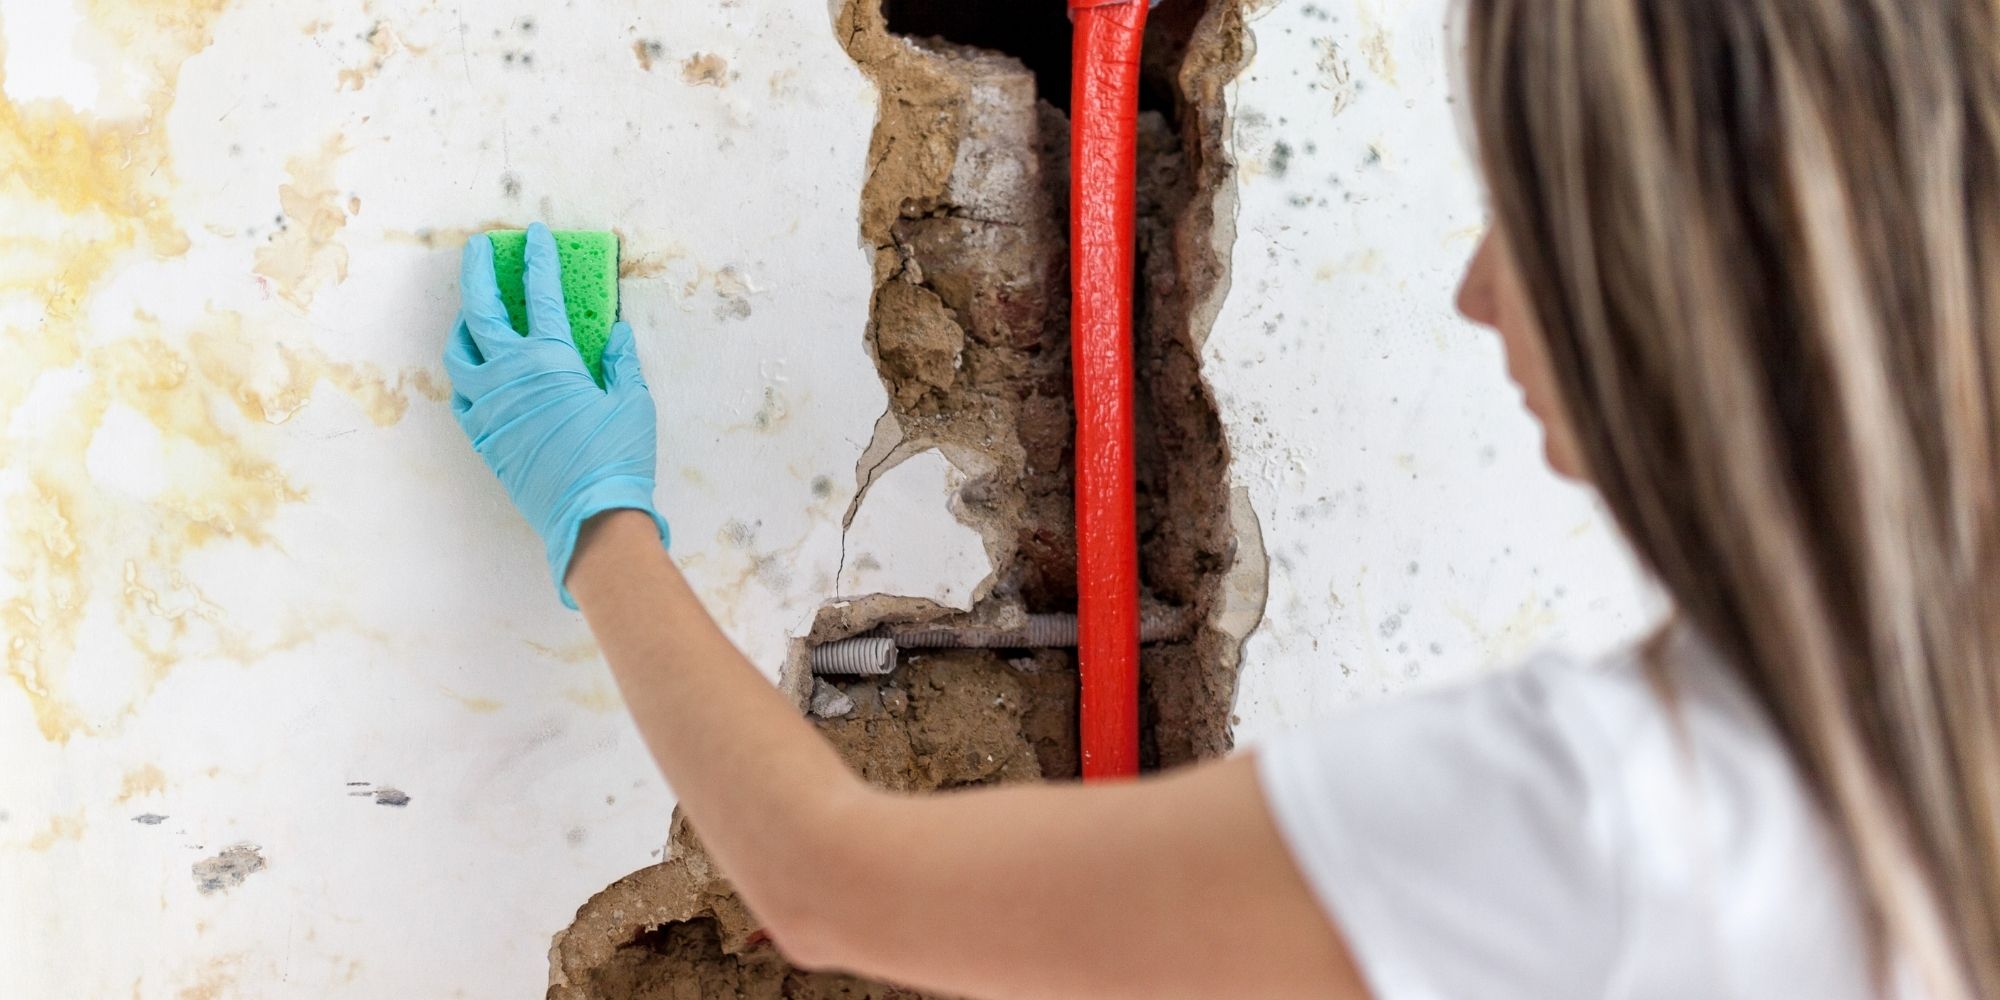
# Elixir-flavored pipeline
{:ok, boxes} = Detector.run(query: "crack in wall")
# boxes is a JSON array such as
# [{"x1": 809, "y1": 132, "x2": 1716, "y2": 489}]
[
  {"x1": 834, "y1": 432, "x2": 905, "y2": 601},
  {"x1": 548, "y1": 2, "x2": 1253, "y2": 994}
]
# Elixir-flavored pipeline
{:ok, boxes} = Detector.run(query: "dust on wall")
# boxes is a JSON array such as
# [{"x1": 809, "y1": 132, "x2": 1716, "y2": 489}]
[{"x1": 547, "y1": 2, "x2": 1254, "y2": 994}]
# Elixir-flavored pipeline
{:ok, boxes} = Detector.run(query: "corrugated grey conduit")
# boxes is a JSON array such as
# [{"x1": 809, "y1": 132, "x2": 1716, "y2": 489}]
[{"x1": 810, "y1": 608, "x2": 1195, "y2": 676}]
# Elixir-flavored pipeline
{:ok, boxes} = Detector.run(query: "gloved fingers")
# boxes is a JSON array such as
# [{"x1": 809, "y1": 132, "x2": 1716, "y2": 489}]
[
  {"x1": 444, "y1": 315, "x2": 482, "y2": 370},
  {"x1": 459, "y1": 235, "x2": 525, "y2": 359},
  {"x1": 605, "y1": 322, "x2": 648, "y2": 393},
  {"x1": 522, "y1": 222, "x2": 575, "y2": 344},
  {"x1": 444, "y1": 317, "x2": 505, "y2": 399}
]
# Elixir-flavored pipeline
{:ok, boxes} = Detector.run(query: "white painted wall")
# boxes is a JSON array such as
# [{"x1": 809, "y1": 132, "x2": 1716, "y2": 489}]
[
  {"x1": 2, "y1": 1, "x2": 889, "y2": 996},
  {"x1": 1, "y1": 0, "x2": 1653, "y2": 996},
  {"x1": 1215, "y1": 0, "x2": 1657, "y2": 745}
]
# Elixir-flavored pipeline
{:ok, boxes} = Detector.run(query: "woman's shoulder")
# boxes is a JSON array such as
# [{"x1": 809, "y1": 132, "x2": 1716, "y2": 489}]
[
  {"x1": 1502, "y1": 627, "x2": 1793, "y2": 775},
  {"x1": 1254, "y1": 628, "x2": 1880, "y2": 999},
  {"x1": 1515, "y1": 629, "x2": 1880, "y2": 998}
]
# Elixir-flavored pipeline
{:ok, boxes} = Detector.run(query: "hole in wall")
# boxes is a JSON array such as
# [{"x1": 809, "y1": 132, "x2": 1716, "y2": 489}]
[
  {"x1": 579, "y1": 917, "x2": 920, "y2": 999},
  {"x1": 549, "y1": 2, "x2": 1252, "y2": 994},
  {"x1": 884, "y1": 0, "x2": 1208, "y2": 117},
  {"x1": 884, "y1": 0, "x2": 1074, "y2": 110}
]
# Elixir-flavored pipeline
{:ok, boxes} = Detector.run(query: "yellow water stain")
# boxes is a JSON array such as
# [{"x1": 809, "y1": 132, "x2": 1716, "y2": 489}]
[
  {"x1": 619, "y1": 253, "x2": 679, "y2": 279},
  {"x1": 681, "y1": 53, "x2": 728, "y2": 87},
  {"x1": 6, "y1": 474, "x2": 102, "y2": 741},
  {"x1": 173, "y1": 952, "x2": 241, "y2": 1000},
  {"x1": 0, "y1": 86, "x2": 186, "y2": 324},
  {"x1": 1, "y1": 2, "x2": 436, "y2": 742},
  {"x1": 1444, "y1": 223, "x2": 1486, "y2": 246},
  {"x1": 1, "y1": 2, "x2": 387, "y2": 740},
  {"x1": 211, "y1": 611, "x2": 388, "y2": 667},
  {"x1": 525, "y1": 638, "x2": 601, "y2": 664},
  {"x1": 1313, "y1": 249, "x2": 1382, "y2": 282},
  {"x1": 80, "y1": 0, "x2": 234, "y2": 63},
  {"x1": 633, "y1": 39, "x2": 661, "y2": 72},
  {"x1": 253, "y1": 134, "x2": 353, "y2": 310},
  {"x1": 117, "y1": 764, "x2": 169, "y2": 801},
  {"x1": 122, "y1": 559, "x2": 223, "y2": 642},
  {"x1": 2, "y1": 0, "x2": 233, "y2": 312},
  {"x1": 336, "y1": 22, "x2": 403, "y2": 92},
  {"x1": 190, "y1": 316, "x2": 449, "y2": 427},
  {"x1": 1447, "y1": 595, "x2": 1558, "y2": 666},
  {"x1": 25, "y1": 812, "x2": 86, "y2": 850},
  {"x1": 0, "y1": 0, "x2": 223, "y2": 354},
  {"x1": 563, "y1": 683, "x2": 624, "y2": 713},
  {"x1": 381, "y1": 220, "x2": 518, "y2": 251},
  {"x1": 442, "y1": 688, "x2": 504, "y2": 713},
  {"x1": 91, "y1": 328, "x2": 309, "y2": 548},
  {"x1": 4, "y1": 311, "x2": 435, "y2": 740},
  {"x1": 1357, "y1": 2, "x2": 1398, "y2": 88}
]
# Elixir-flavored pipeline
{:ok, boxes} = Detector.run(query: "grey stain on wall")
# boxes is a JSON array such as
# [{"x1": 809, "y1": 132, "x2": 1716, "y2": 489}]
[{"x1": 193, "y1": 844, "x2": 267, "y2": 894}]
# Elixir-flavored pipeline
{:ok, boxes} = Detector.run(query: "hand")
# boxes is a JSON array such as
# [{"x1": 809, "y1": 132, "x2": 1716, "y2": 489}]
[{"x1": 445, "y1": 222, "x2": 670, "y2": 608}]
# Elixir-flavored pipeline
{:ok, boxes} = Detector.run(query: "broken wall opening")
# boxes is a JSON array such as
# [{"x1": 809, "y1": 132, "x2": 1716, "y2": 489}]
[{"x1": 548, "y1": 2, "x2": 1251, "y2": 995}]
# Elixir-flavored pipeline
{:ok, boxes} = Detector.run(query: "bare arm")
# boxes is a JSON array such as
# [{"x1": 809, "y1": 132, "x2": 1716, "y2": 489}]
[{"x1": 568, "y1": 509, "x2": 1366, "y2": 1000}]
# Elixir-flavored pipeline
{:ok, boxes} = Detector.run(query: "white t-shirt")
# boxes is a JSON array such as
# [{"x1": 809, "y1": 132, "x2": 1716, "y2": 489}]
[{"x1": 1255, "y1": 630, "x2": 1889, "y2": 1000}]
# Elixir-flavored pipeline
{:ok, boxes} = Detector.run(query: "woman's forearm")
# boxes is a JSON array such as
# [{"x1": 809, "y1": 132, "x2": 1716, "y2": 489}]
[
  {"x1": 565, "y1": 509, "x2": 1360, "y2": 999},
  {"x1": 565, "y1": 508, "x2": 866, "y2": 948}
]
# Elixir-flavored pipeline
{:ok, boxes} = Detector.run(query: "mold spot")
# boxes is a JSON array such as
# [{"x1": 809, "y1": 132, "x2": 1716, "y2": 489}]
[{"x1": 632, "y1": 39, "x2": 663, "y2": 72}]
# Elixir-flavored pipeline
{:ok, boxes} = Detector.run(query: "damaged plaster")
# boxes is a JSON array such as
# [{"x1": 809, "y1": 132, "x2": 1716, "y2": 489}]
[{"x1": 548, "y1": 0, "x2": 1257, "y2": 993}]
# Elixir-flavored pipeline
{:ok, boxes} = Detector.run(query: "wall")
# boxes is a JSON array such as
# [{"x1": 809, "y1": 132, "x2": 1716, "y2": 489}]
[
  {"x1": 0, "y1": 0, "x2": 1652, "y2": 996},
  {"x1": 1210, "y1": 0, "x2": 1658, "y2": 744}
]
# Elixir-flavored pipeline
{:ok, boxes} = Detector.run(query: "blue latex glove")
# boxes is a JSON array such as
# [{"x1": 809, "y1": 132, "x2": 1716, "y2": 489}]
[{"x1": 444, "y1": 222, "x2": 670, "y2": 609}]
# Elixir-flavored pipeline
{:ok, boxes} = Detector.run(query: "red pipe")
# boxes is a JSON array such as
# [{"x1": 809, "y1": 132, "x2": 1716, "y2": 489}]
[{"x1": 1070, "y1": 0, "x2": 1148, "y2": 780}]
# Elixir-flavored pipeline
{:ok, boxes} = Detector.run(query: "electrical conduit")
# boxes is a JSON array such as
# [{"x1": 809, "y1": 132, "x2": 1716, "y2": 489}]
[{"x1": 1070, "y1": 0, "x2": 1150, "y2": 780}]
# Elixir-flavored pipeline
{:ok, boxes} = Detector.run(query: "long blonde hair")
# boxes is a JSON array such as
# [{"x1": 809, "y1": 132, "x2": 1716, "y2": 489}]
[{"x1": 1461, "y1": 0, "x2": 2000, "y2": 994}]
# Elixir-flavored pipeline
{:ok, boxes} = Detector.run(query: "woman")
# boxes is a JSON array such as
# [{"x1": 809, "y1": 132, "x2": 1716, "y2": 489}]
[{"x1": 442, "y1": 0, "x2": 2000, "y2": 996}]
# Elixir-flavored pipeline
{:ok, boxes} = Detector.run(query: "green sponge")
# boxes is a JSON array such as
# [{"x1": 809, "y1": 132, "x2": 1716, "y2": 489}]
[{"x1": 486, "y1": 229, "x2": 620, "y2": 385}]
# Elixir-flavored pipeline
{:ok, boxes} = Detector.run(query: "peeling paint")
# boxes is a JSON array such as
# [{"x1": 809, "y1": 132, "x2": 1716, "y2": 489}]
[{"x1": 191, "y1": 844, "x2": 265, "y2": 894}]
